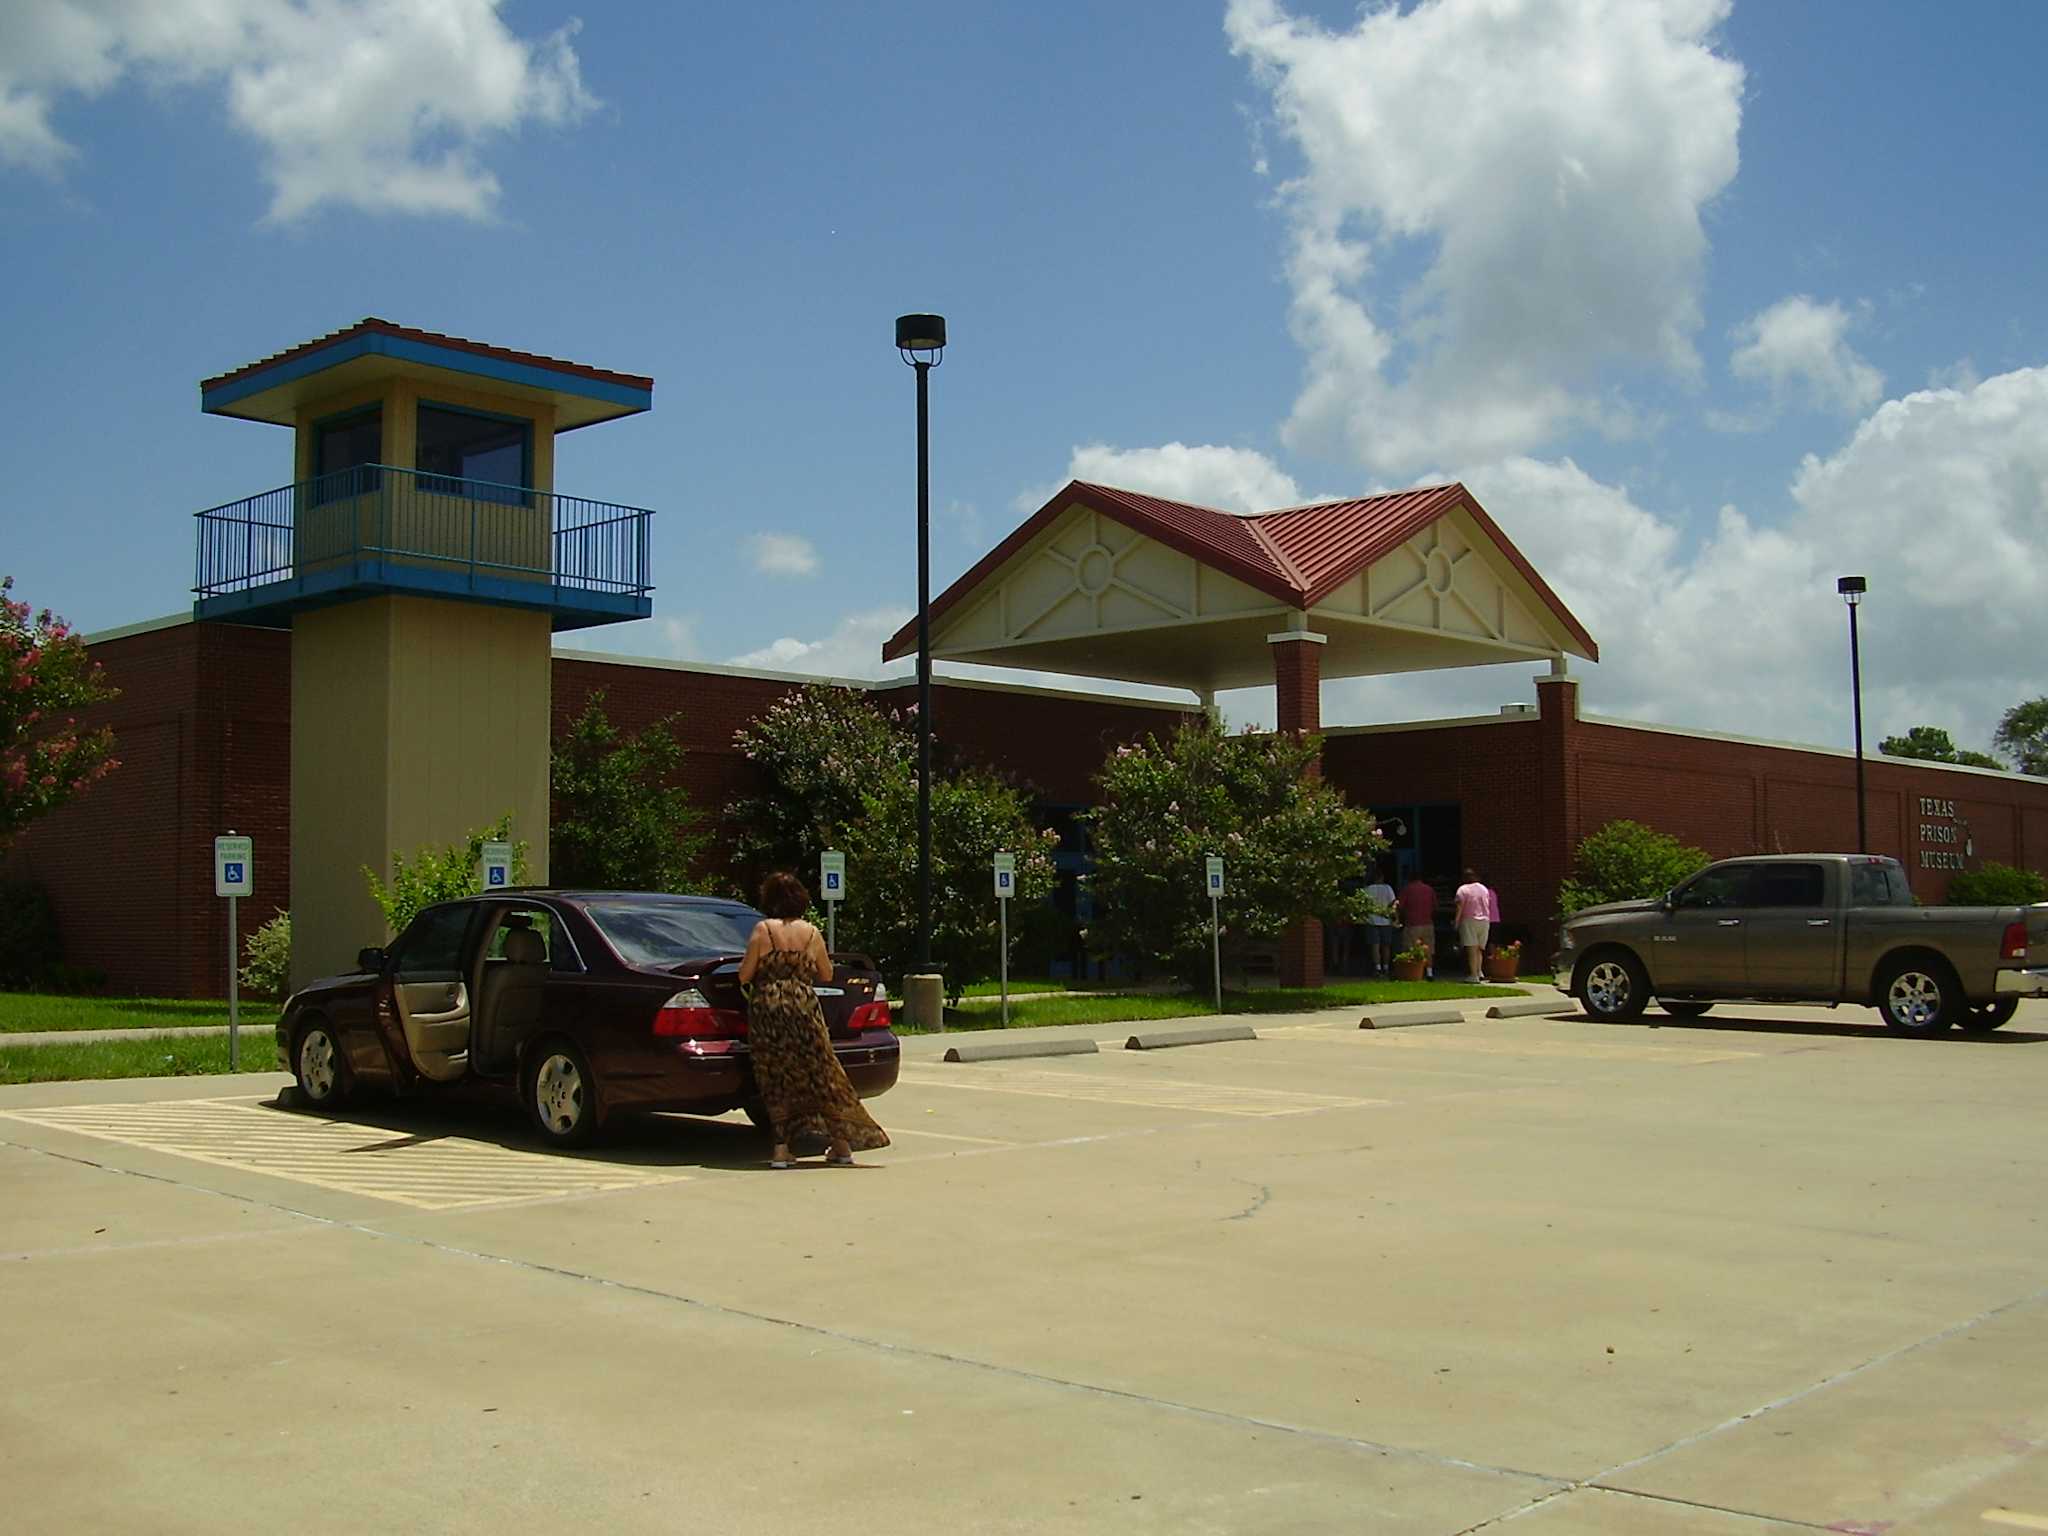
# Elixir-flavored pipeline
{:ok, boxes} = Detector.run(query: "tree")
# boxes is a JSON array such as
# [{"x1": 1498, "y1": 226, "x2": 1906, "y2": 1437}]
[
  {"x1": 1879, "y1": 725, "x2": 2004, "y2": 770},
  {"x1": 1995, "y1": 698, "x2": 2048, "y2": 777},
  {"x1": 1084, "y1": 718, "x2": 1385, "y2": 988},
  {"x1": 1557, "y1": 820, "x2": 1712, "y2": 916},
  {"x1": 363, "y1": 813, "x2": 531, "y2": 936},
  {"x1": 1, "y1": 576, "x2": 118, "y2": 850},
  {"x1": 838, "y1": 768, "x2": 1058, "y2": 999},
  {"x1": 724, "y1": 685, "x2": 913, "y2": 890},
  {"x1": 724, "y1": 686, "x2": 1056, "y2": 995},
  {"x1": 551, "y1": 690, "x2": 708, "y2": 891}
]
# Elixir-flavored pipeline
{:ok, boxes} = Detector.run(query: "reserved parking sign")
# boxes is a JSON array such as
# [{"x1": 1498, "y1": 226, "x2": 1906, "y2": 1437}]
[{"x1": 214, "y1": 836, "x2": 253, "y2": 897}]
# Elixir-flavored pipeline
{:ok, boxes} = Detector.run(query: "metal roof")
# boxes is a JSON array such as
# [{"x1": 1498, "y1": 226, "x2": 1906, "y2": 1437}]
[{"x1": 883, "y1": 479, "x2": 1598, "y2": 664}]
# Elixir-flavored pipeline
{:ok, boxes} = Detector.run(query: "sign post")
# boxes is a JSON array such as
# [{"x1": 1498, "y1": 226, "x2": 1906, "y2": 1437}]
[
  {"x1": 819, "y1": 850, "x2": 846, "y2": 952},
  {"x1": 993, "y1": 853, "x2": 1016, "y2": 1026},
  {"x1": 1205, "y1": 855, "x2": 1225, "y2": 1015},
  {"x1": 214, "y1": 834, "x2": 253, "y2": 1070},
  {"x1": 478, "y1": 840, "x2": 513, "y2": 893}
]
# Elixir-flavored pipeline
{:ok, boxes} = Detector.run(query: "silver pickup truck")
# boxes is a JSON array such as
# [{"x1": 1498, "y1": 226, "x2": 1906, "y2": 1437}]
[{"x1": 1554, "y1": 853, "x2": 2047, "y2": 1035}]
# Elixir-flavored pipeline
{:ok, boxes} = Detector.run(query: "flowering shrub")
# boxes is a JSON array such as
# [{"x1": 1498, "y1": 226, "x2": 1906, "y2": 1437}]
[
  {"x1": 1392, "y1": 941, "x2": 1433, "y2": 965},
  {"x1": 1, "y1": 576, "x2": 118, "y2": 849},
  {"x1": 1490, "y1": 938, "x2": 1523, "y2": 960},
  {"x1": 552, "y1": 690, "x2": 707, "y2": 891},
  {"x1": 1086, "y1": 718, "x2": 1387, "y2": 987}
]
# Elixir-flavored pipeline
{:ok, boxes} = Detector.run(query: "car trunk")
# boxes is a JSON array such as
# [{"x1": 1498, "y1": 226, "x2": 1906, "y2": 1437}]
[{"x1": 693, "y1": 961, "x2": 885, "y2": 1038}]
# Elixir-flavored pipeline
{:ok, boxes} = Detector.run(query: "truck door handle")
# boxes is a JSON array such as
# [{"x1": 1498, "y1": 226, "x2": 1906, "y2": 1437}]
[
  {"x1": 1717, "y1": 919, "x2": 1742, "y2": 927},
  {"x1": 1806, "y1": 919, "x2": 1831, "y2": 927}
]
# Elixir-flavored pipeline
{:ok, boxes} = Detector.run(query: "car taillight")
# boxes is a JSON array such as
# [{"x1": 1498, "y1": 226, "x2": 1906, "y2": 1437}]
[
  {"x1": 846, "y1": 1000, "x2": 891, "y2": 1032},
  {"x1": 655, "y1": 989, "x2": 746, "y2": 1038},
  {"x1": 2002, "y1": 921, "x2": 2029, "y2": 962}
]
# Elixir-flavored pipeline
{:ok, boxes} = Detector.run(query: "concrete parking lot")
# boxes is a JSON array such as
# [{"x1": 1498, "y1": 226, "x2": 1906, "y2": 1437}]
[{"x1": 5, "y1": 999, "x2": 2047, "y2": 1534}]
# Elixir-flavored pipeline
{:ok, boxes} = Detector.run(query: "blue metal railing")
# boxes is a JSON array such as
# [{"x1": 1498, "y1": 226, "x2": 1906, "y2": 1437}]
[{"x1": 193, "y1": 464, "x2": 654, "y2": 603}]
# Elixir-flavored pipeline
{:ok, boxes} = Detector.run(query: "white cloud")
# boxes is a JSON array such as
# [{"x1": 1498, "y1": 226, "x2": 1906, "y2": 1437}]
[
  {"x1": 728, "y1": 607, "x2": 915, "y2": 681},
  {"x1": 747, "y1": 532, "x2": 820, "y2": 578},
  {"x1": 1729, "y1": 295, "x2": 1885, "y2": 415},
  {"x1": 0, "y1": 0, "x2": 595, "y2": 220},
  {"x1": 1225, "y1": 0, "x2": 1744, "y2": 474},
  {"x1": 1305, "y1": 368, "x2": 2048, "y2": 756},
  {"x1": 1062, "y1": 441, "x2": 1306, "y2": 512}
]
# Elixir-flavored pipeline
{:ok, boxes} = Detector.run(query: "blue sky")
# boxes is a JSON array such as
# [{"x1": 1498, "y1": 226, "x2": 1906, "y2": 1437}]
[{"x1": 4, "y1": 0, "x2": 2044, "y2": 759}]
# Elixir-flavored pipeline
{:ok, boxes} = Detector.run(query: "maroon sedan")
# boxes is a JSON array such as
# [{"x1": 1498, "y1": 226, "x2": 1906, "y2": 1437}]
[{"x1": 274, "y1": 891, "x2": 899, "y2": 1148}]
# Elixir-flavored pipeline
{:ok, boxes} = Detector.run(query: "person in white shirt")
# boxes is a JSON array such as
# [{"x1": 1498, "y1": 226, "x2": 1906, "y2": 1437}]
[
  {"x1": 1363, "y1": 863, "x2": 1397, "y2": 977},
  {"x1": 1453, "y1": 867, "x2": 1492, "y2": 984}
]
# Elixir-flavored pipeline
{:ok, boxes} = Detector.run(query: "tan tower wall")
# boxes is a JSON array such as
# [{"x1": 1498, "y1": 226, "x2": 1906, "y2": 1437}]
[{"x1": 289, "y1": 595, "x2": 552, "y2": 989}]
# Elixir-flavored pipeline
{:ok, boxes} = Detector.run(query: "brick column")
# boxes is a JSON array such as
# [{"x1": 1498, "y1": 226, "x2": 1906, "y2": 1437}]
[
  {"x1": 1533, "y1": 660, "x2": 1580, "y2": 960},
  {"x1": 1270, "y1": 627, "x2": 1326, "y2": 987}
]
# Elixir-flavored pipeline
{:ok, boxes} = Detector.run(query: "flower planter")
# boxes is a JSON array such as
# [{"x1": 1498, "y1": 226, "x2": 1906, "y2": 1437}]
[
  {"x1": 1483, "y1": 952, "x2": 1520, "y2": 982},
  {"x1": 1391, "y1": 956, "x2": 1428, "y2": 982}
]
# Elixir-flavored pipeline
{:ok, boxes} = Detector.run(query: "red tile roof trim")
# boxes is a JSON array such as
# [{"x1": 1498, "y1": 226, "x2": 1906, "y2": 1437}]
[
  {"x1": 882, "y1": 479, "x2": 1599, "y2": 664},
  {"x1": 199, "y1": 317, "x2": 654, "y2": 393}
]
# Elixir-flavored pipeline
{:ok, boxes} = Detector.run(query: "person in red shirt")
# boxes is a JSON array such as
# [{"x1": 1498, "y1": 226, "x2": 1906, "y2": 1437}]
[{"x1": 1397, "y1": 873, "x2": 1437, "y2": 979}]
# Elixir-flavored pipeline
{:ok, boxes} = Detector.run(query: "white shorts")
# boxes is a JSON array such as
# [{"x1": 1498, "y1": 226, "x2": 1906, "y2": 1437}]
[{"x1": 1457, "y1": 919, "x2": 1490, "y2": 949}]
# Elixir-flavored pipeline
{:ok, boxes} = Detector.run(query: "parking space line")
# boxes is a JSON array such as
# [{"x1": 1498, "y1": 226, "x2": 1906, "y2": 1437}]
[
  {"x1": 0, "y1": 1100, "x2": 692, "y2": 1211},
  {"x1": 898, "y1": 1066, "x2": 1387, "y2": 1117}
]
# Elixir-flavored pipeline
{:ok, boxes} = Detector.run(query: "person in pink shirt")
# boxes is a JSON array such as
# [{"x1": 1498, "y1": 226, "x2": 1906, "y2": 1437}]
[{"x1": 1454, "y1": 867, "x2": 1493, "y2": 983}]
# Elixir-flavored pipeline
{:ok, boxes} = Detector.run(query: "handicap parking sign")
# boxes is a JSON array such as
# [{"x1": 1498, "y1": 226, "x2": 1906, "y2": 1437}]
[
  {"x1": 819, "y1": 850, "x2": 846, "y2": 901},
  {"x1": 214, "y1": 836, "x2": 253, "y2": 897}
]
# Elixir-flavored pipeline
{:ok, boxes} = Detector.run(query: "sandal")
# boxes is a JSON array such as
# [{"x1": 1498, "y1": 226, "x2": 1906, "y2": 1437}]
[{"x1": 825, "y1": 1152, "x2": 855, "y2": 1167}]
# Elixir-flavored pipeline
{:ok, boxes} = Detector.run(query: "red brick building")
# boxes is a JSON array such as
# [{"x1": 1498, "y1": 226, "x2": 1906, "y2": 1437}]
[{"x1": 11, "y1": 614, "x2": 2047, "y2": 998}]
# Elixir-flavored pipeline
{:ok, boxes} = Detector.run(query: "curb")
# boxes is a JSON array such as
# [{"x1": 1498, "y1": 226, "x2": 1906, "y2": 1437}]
[
  {"x1": 942, "y1": 1038, "x2": 1100, "y2": 1064},
  {"x1": 1125, "y1": 1024, "x2": 1258, "y2": 1051},
  {"x1": 1485, "y1": 998, "x2": 1580, "y2": 1020},
  {"x1": 1358, "y1": 1009, "x2": 1463, "y2": 1030}
]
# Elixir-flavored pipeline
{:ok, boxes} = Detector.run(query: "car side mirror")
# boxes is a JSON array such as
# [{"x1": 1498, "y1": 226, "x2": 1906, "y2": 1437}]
[
  {"x1": 357, "y1": 946, "x2": 388, "y2": 974},
  {"x1": 1659, "y1": 892, "x2": 1675, "y2": 913}
]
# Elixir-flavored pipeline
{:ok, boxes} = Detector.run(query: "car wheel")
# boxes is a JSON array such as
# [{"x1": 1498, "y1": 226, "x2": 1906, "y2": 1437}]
[
  {"x1": 1659, "y1": 999, "x2": 1714, "y2": 1018},
  {"x1": 1578, "y1": 950, "x2": 1649, "y2": 1022},
  {"x1": 293, "y1": 1017, "x2": 351, "y2": 1108},
  {"x1": 1957, "y1": 998, "x2": 2020, "y2": 1034},
  {"x1": 1876, "y1": 957, "x2": 1960, "y2": 1036},
  {"x1": 525, "y1": 1039, "x2": 599, "y2": 1148}
]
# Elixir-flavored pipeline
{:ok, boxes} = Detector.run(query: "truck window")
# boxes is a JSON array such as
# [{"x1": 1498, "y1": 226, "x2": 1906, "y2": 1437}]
[
  {"x1": 1850, "y1": 861, "x2": 1913, "y2": 907},
  {"x1": 1753, "y1": 863, "x2": 1825, "y2": 908},
  {"x1": 1675, "y1": 865, "x2": 1753, "y2": 910}
]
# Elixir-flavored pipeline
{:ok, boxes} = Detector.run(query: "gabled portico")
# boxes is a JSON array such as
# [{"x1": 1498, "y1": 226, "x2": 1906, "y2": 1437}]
[{"x1": 885, "y1": 479, "x2": 1598, "y2": 986}]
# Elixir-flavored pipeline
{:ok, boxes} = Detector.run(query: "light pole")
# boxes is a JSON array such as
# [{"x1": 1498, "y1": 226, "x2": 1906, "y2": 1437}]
[
  {"x1": 897, "y1": 314, "x2": 946, "y2": 974},
  {"x1": 1838, "y1": 575, "x2": 1868, "y2": 854}
]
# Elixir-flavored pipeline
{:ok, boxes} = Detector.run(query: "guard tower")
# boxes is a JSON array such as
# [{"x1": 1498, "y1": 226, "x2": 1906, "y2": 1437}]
[{"x1": 193, "y1": 318, "x2": 655, "y2": 987}]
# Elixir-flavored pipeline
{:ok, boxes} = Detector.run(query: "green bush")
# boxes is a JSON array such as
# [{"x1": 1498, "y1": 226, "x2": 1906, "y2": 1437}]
[
  {"x1": 364, "y1": 814, "x2": 531, "y2": 937},
  {"x1": 1945, "y1": 863, "x2": 2048, "y2": 907},
  {"x1": 240, "y1": 910, "x2": 292, "y2": 1001},
  {"x1": 1557, "y1": 820, "x2": 1712, "y2": 916},
  {"x1": 0, "y1": 879, "x2": 61, "y2": 988}
]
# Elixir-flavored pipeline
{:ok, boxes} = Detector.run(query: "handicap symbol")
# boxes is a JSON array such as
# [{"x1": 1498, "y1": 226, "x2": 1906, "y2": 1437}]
[
  {"x1": 223, "y1": 862, "x2": 244, "y2": 884},
  {"x1": 487, "y1": 867, "x2": 506, "y2": 886}
]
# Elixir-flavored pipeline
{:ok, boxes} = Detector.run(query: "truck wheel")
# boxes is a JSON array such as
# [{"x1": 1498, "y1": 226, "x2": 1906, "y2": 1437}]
[
  {"x1": 1578, "y1": 951, "x2": 1649, "y2": 1022},
  {"x1": 1875, "y1": 957, "x2": 1960, "y2": 1036},
  {"x1": 1659, "y1": 999, "x2": 1714, "y2": 1018},
  {"x1": 1957, "y1": 998, "x2": 2020, "y2": 1034}
]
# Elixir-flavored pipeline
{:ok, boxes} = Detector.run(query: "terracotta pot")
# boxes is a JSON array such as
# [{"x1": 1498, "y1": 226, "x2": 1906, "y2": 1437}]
[
  {"x1": 1484, "y1": 952, "x2": 1520, "y2": 981},
  {"x1": 1391, "y1": 956, "x2": 1428, "y2": 982}
]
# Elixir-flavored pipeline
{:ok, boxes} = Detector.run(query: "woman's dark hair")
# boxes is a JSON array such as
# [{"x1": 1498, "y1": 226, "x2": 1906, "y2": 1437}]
[{"x1": 758, "y1": 871, "x2": 810, "y2": 920}]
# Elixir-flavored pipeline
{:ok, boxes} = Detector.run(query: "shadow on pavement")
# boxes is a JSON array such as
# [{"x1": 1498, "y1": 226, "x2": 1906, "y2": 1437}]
[
  {"x1": 1567, "y1": 1009, "x2": 2048, "y2": 1045},
  {"x1": 250, "y1": 1091, "x2": 786, "y2": 1170}
]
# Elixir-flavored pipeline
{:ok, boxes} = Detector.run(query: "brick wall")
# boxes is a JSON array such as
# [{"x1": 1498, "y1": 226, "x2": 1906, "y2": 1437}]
[{"x1": 20, "y1": 619, "x2": 2048, "y2": 997}]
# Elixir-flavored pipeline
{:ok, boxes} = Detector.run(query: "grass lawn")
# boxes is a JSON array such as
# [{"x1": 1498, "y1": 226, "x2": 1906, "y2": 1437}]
[
  {"x1": 907, "y1": 977, "x2": 1529, "y2": 1033},
  {"x1": 0, "y1": 992, "x2": 281, "y2": 1035},
  {"x1": 0, "y1": 1031, "x2": 286, "y2": 1086}
]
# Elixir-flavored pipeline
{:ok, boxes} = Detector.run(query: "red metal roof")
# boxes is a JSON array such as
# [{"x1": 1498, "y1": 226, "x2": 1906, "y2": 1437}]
[
  {"x1": 199, "y1": 317, "x2": 654, "y2": 394},
  {"x1": 883, "y1": 479, "x2": 1598, "y2": 664}
]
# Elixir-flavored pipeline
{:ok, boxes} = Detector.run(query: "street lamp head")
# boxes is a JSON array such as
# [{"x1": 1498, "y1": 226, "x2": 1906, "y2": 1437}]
[
  {"x1": 896, "y1": 313, "x2": 947, "y2": 364},
  {"x1": 1837, "y1": 574, "x2": 1867, "y2": 607}
]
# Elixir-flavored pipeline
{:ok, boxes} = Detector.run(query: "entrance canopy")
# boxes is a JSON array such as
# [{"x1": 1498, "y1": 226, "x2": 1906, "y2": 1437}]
[{"x1": 882, "y1": 480, "x2": 1597, "y2": 692}]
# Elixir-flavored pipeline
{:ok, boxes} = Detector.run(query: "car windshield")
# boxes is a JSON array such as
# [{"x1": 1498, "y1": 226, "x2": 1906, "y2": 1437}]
[{"x1": 584, "y1": 900, "x2": 762, "y2": 968}]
